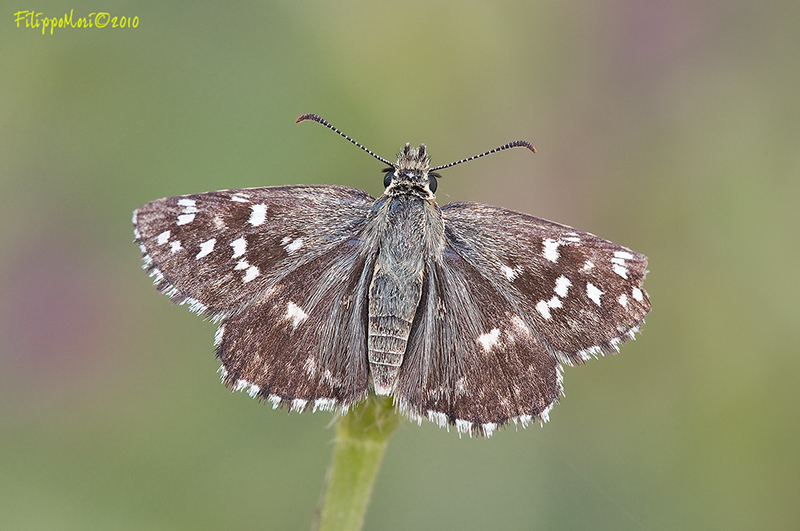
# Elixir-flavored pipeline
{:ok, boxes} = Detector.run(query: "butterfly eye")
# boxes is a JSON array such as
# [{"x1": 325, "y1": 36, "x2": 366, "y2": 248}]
[
  {"x1": 383, "y1": 169, "x2": 394, "y2": 188},
  {"x1": 428, "y1": 174, "x2": 438, "y2": 193}
]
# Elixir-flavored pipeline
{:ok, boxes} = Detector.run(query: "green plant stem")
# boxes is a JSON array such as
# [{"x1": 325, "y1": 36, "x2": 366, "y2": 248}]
[{"x1": 316, "y1": 394, "x2": 400, "y2": 531}]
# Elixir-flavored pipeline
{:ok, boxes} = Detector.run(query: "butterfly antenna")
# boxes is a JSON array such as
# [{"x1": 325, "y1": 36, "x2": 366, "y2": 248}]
[
  {"x1": 297, "y1": 113, "x2": 394, "y2": 167},
  {"x1": 430, "y1": 140, "x2": 536, "y2": 172}
]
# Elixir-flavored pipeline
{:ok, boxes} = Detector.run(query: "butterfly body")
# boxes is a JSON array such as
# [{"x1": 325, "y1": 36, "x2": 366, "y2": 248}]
[
  {"x1": 134, "y1": 118, "x2": 650, "y2": 437},
  {"x1": 367, "y1": 144, "x2": 442, "y2": 395}
]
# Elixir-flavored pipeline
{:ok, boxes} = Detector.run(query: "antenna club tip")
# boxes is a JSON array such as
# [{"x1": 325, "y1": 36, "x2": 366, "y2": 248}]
[{"x1": 296, "y1": 113, "x2": 319, "y2": 124}]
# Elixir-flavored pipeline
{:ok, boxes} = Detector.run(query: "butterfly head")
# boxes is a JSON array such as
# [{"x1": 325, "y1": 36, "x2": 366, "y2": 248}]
[{"x1": 382, "y1": 143, "x2": 440, "y2": 198}]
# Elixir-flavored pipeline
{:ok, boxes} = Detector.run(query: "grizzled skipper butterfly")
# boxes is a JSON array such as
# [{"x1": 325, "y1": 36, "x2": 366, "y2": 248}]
[{"x1": 133, "y1": 114, "x2": 650, "y2": 437}]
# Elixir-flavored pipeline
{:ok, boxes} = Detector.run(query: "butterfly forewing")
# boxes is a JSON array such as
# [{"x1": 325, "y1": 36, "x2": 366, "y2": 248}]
[
  {"x1": 441, "y1": 202, "x2": 650, "y2": 364},
  {"x1": 134, "y1": 185, "x2": 374, "y2": 320}
]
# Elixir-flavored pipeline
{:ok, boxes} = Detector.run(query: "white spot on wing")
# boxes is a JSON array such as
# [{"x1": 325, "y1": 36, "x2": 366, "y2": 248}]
[
  {"x1": 554, "y1": 275, "x2": 571, "y2": 297},
  {"x1": 632, "y1": 287, "x2": 643, "y2": 301},
  {"x1": 249, "y1": 204, "x2": 267, "y2": 226},
  {"x1": 613, "y1": 264, "x2": 628, "y2": 278},
  {"x1": 196, "y1": 238, "x2": 216, "y2": 259},
  {"x1": 538, "y1": 406, "x2": 551, "y2": 425},
  {"x1": 511, "y1": 316, "x2": 531, "y2": 336},
  {"x1": 183, "y1": 297, "x2": 208, "y2": 315},
  {"x1": 176, "y1": 198, "x2": 198, "y2": 225},
  {"x1": 242, "y1": 265, "x2": 259, "y2": 283},
  {"x1": 501, "y1": 264, "x2": 520, "y2": 281},
  {"x1": 169, "y1": 241, "x2": 182, "y2": 253},
  {"x1": 546, "y1": 295, "x2": 562, "y2": 309},
  {"x1": 542, "y1": 238, "x2": 561, "y2": 263},
  {"x1": 157, "y1": 231, "x2": 171, "y2": 245},
  {"x1": 587, "y1": 282, "x2": 603, "y2": 305},
  {"x1": 286, "y1": 301, "x2": 309, "y2": 328},
  {"x1": 574, "y1": 345, "x2": 603, "y2": 362},
  {"x1": 477, "y1": 328, "x2": 501, "y2": 352},
  {"x1": 214, "y1": 324, "x2": 225, "y2": 346},
  {"x1": 233, "y1": 379, "x2": 260, "y2": 398},
  {"x1": 611, "y1": 251, "x2": 631, "y2": 278},
  {"x1": 291, "y1": 398, "x2": 307, "y2": 412},
  {"x1": 235, "y1": 259, "x2": 260, "y2": 282},
  {"x1": 268, "y1": 395, "x2": 281, "y2": 409},
  {"x1": 581, "y1": 260, "x2": 595, "y2": 272},
  {"x1": 303, "y1": 356, "x2": 317, "y2": 376},
  {"x1": 455, "y1": 419, "x2": 473, "y2": 436},
  {"x1": 285, "y1": 238, "x2": 304, "y2": 253},
  {"x1": 618, "y1": 293, "x2": 628, "y2": 308},
  {"x1": 313, "y1": 398, "x2": 337, "y2": 412},
  {"x1": 427, "y1": 410, "x2": 448, "y2": 428},
  {"x1": 536, "y1": 295, "x2": 563, "y2": 320},
  {"x1": 230, "y1": 237, "x2": 247, "y2": 259},
  {"x1": 536, "y1": 300, "x2": 552, "y2": 319},
  {"x1": 231, "y1": 194, "x2": 250, "y2": 203},
  {"x1": 177, "y1": 213, "x2": 195, "y2": 225},
  {"x1": 515, "y1": 414, "x2": 533, "y2": 428},
  {"x1": 149, "y1": 267, "x2": 164, "y2": 283}
]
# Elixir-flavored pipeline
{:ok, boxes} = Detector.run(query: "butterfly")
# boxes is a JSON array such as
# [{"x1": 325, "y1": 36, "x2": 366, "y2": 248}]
[{"x1": 133, "y1": 114, "x2": 650, "y2": 437}]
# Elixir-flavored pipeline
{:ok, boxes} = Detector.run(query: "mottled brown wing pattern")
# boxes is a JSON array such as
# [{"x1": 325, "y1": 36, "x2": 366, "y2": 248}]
[
  {"x1": 134, "y1": 185, "x2": 377, "y2": 409},
  {"x1": 396, "y1": 249, "x2": 562, "y2": 437},
  {"x1": 217, "y1": 239, "x2": 378, "y2": 411},
  {"x1": 441, "y1": 202, "x2": 650, "y2": 365},
  {"x1": 133, "y1": 185, "x2": 374, "y2": 320}
]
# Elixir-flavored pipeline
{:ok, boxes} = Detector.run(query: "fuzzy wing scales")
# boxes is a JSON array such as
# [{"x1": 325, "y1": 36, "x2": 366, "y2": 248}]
[
  {"x1": 133, "y1": 185, "x2": 374, "y2": 321},
  {"x1": 395, "y1": 248, "x2": 562, "y2": 437},
  {"x1": 441, "y1": 202, "x2": 650, "y2": 365},
  {"x1": 134, "y1": 184, "x2": 377, "y2": 408}
]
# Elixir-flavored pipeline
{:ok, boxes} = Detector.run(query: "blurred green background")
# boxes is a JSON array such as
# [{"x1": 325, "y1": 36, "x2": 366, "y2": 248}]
[{"x1": 2, "y1": 1, "x2": 798, "y2": 529}]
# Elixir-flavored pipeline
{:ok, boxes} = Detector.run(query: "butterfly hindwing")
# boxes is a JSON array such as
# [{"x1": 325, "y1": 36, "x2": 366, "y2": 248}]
[
  {"x1": 396, "y1": 248, "x2": 562, "y2": 437},
  {"x1": 217, "y1": 238, "x2": 377, "y2": 410},
  {"x1": 441, "y1": 202, "x2": 650, "y2": 364}
]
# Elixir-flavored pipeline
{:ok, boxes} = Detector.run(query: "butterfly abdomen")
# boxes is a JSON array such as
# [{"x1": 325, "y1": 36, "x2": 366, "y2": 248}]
[{"x1": 367, "y1": 194, "x2": 440, "y2": 394}]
